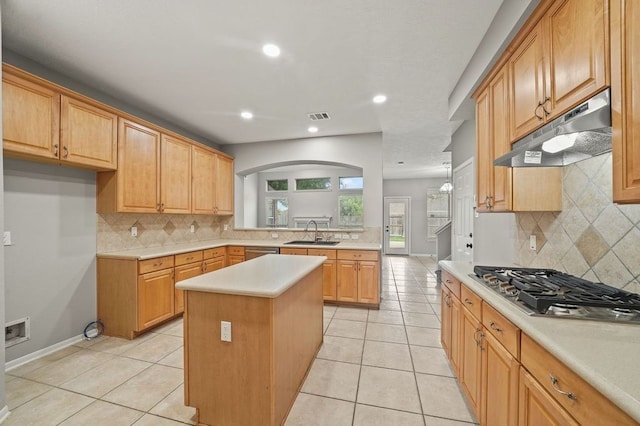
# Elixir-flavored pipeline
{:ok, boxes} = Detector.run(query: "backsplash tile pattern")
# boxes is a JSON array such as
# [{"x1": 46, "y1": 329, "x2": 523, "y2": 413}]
[{"x1": 515, "y1": 153, "x2": 640, "y2": 293}]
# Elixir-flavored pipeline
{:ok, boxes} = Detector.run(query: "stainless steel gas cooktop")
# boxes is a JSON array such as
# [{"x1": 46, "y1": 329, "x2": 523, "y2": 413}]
[{"x1": 470, "y1": 266, "x2": 640, "y2": 324}]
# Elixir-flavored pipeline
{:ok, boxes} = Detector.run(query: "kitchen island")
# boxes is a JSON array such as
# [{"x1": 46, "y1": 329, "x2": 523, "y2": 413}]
[{"x1": 176, "y1": 254, "x2": 326, "y2": 426}]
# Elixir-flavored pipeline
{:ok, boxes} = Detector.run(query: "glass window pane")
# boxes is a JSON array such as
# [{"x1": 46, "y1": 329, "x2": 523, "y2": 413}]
[
  {"x1": 339, "y1": 176, "x2": 363, "y2": 189},
  {"x1": 338, "y1": 195, "x2": 363, "y2": 227},
  {"x1": 295, "y1": 177, "x2": 331, "y2": 190},
  {"x1": 265, "y1": 197, "x2": 288, "y2": 227},
  {"x1": 267, "y1": 179, "x2": 288, "y2": 191}
]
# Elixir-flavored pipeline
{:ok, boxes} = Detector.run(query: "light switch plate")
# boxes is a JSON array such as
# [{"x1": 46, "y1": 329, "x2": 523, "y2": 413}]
[
  {"x1": 190, "y1": 224, "x2": 195, "y2": 233},
  {"x1": 130, "y1": 226, "x2": 138, "y2": 237},
  {"x1": 351, "y1": 234, "x2": 359, "y2": 240},
  {"x1": 3, "y1": 231, "x2": 12, "y2": 246},
  {"x1": 221, "y1": 321, "x2": 232, "y2": 342},
  {"x1": 529, "y1": 235, "x2": 537, "y2": 251}
]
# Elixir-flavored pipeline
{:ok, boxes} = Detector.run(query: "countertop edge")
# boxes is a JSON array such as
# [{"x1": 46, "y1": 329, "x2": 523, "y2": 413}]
[
  {"x1": 440, "y1": 261, "x2": 640, "y2": 423},
  {"x1": 97, "y1": 239, "x2": 382, "y2": 260}
]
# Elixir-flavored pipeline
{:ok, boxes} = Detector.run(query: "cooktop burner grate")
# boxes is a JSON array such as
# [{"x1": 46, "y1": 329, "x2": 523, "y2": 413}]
[{"x1": 474, "y1": 266, "x2": 640, "y2": 314}]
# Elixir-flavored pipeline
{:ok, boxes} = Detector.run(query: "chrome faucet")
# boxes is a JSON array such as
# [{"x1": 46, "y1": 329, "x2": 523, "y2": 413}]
[{"x1": 305, "y1": 220, "x2": 319, "y2": 242}]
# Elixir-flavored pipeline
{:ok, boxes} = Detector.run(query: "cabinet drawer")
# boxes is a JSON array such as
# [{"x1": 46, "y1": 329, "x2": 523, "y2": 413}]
[
  {"x1": 280, "y1": 248, "x2": 308, "y2": 255},
  {"x1": 139, "y1": 256, "x2": 174, "y2": 274},
  {"x1": 203, "y1": 247, "x2": 226, "y2": 259},
  {"x1": 521, "y1": 333, "x2": 636, "y2": 426},
  {"x1": 307, "y1": 248, "x2": 337, "y2": 259},
  {"x1": 175, "y1": 250, "x2": 203, "y2": 266},
  {"x1": 337, "y1": 250, "x2": 378, "y2": 261},
  {"x1": 482, "y1": 302, "x2": 520, "y2": 359},
  {"x1": 227, "y1": 246, "x2": 245, "y2": 256},
  {"x1": 441, "y1": 270, "x2": 461, "y2": 298},
  {"x1": 460, "y1": 285, "x2": 482, "y2": 320}
]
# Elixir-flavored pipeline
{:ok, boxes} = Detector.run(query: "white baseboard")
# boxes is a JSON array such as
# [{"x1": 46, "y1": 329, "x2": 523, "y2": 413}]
[
  {"x1": 5, "y1": 334, "x2": 84, "y2": 372},
  {"x1": 0, "y1": 405, "x2": 10, "y2": 424}
]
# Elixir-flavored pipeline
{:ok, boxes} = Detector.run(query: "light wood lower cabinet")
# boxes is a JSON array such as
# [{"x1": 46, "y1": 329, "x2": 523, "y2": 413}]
[
  {"x1": 227, "y1": 246, "x2": 245, "y2": 265},
  {"x1": 138, "y1": 268, "x2": 175, "y2": 331},
  {"x1": 280, "y1": 248, "x2": 308, "y2": 255},
  {"x1": 459, "y1": 303, "x2": 482, "y2": 416},
  {"x1": 203, "y1": 247, "x2": 226, "y2": 273},
  {"x1": 308, "y1": 248, "x2": 337, "y2": 301},
  {"x1": 441, "y1": 271, "x2": 462, "y2": 375},
  {"x1": 519, "y1": 367, "x2": 579, "y2": 426},
  {"x1": 174, "y1": 252, "x2": 203, "y2": 315},
  {"x1": 336, "y1": 250, "x2": 379, "y2": 305}
]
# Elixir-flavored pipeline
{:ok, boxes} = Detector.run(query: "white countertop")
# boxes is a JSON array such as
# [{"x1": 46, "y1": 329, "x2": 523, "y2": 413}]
[
  {"x1": 175, "y1": 254, "x2": 326, "y2": 298},
  {"x1": 440, "y1": 261, "x2": 640, "y2": 423},
  {"x1": 97, "y1": 239, "x2": 381, "y2": 260}
]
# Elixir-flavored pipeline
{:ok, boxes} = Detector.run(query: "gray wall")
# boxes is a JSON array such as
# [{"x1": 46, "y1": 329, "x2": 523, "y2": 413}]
[
  {"x1": 383, "y1": 178, "x2": 446, "y2": 255},
  {"x1": 256, "y1": 166, "x2": 361, "y2": 228},
  {"x1": 451, "y1": 119, "x2": 476, "y2": 170},
  {"x1": 0, "y1": 6, "x2": 7, "y2": 411},
  {"x1": 223, "y1": 133, "x2": 384, "y2": 230},
  {"x1": 2, "y1": 50, "x2": 220, "y2": 148},
  {"x1": 4, "y1": 158, "x2": 97, "y2": 362}
]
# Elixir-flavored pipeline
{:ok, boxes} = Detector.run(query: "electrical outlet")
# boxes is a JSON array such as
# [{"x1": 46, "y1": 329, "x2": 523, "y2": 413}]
[
  {"x1": 221, "y1": 321, "x2": 232, "y2": 342},
  {"x1": 271, "y1": 233, "x2": 278, "y2": 239},
  {"x1": 529, "y1": 235, "x2": 537, "y2": 251},
  {"x1": 130, "y1": 226, "x2": 138, "y2": 237},
  {"x1": 190, "y1": 224, "x2": 195, "y2": 233},
  {"x1": 3, "y1": 231, "x2": 12, "y2": 246},
  {"x1": 223, "y1": 224, "x2": 229, "y2": 231},
  {"x1": 342, "y1": 234, "x2": 350, "y2": 240},
  {"x1": 351, "y1": 234, "x2": 359, "y2": 240},
  {"x1": 334, "y1": 233, "x2": 342, "y2": 240}
]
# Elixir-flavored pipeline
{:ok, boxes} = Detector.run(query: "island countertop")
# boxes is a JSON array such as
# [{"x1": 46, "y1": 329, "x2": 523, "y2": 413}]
[{"x1": 176, "y1": 254, "x2": 326, "y2": 298}]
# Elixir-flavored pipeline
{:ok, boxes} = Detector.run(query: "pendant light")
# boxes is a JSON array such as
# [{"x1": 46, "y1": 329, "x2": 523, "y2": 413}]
[{"x1": 440, "y1": 162, "x2": 453, "y2": 193}]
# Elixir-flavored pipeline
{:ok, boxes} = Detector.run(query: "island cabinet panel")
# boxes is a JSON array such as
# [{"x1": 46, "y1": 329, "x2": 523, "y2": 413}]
[{"x1": 183, "y1": 266, "x2": 323, "y2": 426}]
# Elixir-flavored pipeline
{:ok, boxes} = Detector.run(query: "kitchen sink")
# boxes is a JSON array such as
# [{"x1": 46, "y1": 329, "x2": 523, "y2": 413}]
[{"x1": 284, "y1": 240, "x2": 340, "y2": 246}]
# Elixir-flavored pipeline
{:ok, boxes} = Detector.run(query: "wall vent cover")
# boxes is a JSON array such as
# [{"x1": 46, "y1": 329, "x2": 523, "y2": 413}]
[{"x1": 308, "y1": 112, "x2": 331, "y2": 121}]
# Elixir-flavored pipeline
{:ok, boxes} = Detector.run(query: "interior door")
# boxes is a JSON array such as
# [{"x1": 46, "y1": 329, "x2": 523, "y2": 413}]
[
  {"x1": 453, "y1": 160, "x2": 474, "y2": 262},
  {"x1": 384, "y1": 197, "x2": 410, "y2": 255}
]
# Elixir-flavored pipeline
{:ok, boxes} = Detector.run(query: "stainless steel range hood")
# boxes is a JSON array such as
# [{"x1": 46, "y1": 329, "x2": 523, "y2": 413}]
[{"x1": 494, "y1": 89, "x2": 611, "y2": 167}]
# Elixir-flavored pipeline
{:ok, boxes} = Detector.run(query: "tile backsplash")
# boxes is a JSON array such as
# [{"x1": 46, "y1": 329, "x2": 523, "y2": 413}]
[
  {"x1": 515, "y1": 153, "x2": 640, "y2": 293},
  {"x1": 97, "y1": 212, "x2": 381, "y2": 253}
]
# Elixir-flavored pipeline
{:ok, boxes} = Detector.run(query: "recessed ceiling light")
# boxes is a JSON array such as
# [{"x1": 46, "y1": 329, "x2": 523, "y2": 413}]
[
  {"x1": 398, "y1": 161, "x2": 404, "y2": 165},
  {"x1": 373, "y1": 94, "x2": 387, "y2": 104},
  {"x1": 240, "y1": 111, "x2": 253, "y2": 120},
  {"x1": 262, "y1": 43, "x2": 281, "y2": 58},
  {"x1": 308, "y1": 126, "x2": 319, "y2": 133}
]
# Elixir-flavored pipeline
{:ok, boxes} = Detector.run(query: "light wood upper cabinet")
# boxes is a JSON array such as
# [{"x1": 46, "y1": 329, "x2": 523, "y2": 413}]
[
  {"x1": 2, "y1": 71, "x2": 60, "y2": 160},
  {"x1": 161, "y1": 134, "x2": 192, "y2": 214},
  {"x1": 509, "y1": 0, "x2": 607, "y2": 142},
  {"x1": 61, "y1": 95, "x2": 117, "y2": 169},
  {"x1": 611, "y1": 0, "x2": 640, "y2": 203},
  {"x1": 192, "y1": 145, "x2": 216, "y2": 215},
  {"x1": 214, "y1": 154, "x2": 234, "y2": 215}
]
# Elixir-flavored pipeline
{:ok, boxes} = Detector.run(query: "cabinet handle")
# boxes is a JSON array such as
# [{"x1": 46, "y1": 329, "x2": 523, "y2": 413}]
[
  {"x1": 153, "y1": 262, "x2": 163, "y2": 267},
  {"x1": 444, "y1": 294, "x2": 451, "y2": 307},
  {"x1": 54, "y1": 144, "x2": 59, "y2": 156},
  {"x1": 474, "y1": 329, "x2": 485, "y2": 351},
  {"x1": 186, "y1": 256, "x2": 193, "y2": 261},
  {"x1": 161, "y1": 203, "x2": 165, "y2": 212},
  {"x1": 202, "y1": 263, "x2": 206, "y2": 272},
  {"x1": 156, "y1": 203, "x2": 161, "y2": 211},
  {"x1": 489, "y1": 320, "x2": 503, "y2": 333},
  {"x1": 535, "y1": 101, "x2": 545, "y2": 120},
  {"x1": 464, "y1": 298, "x2": 473, "y2": 305},
  {"x1": 549, "y1": 375, "x2": 577, "y2": 401},
  {"x1": 63, "y1": 146, "x2": 69, "y2": 158},
  {"x1": 542, "y1": 97, "x2": 551, "y2": 116}
]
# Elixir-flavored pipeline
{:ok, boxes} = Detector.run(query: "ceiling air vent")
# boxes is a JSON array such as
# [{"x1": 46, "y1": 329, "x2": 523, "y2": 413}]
[{"x1": 308, "y1": 112, "x2": 331, "y2": 121}]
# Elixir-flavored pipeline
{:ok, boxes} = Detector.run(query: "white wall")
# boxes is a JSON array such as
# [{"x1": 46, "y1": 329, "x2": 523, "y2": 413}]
[
  {"x1": 0, "y1": 5, "x2": 7, "y2": 412},
  {"x1": 222, "y1": 133, "x2": 383, "y2": 230},
  {"x1": 4, "y1": 159, "x2": 97, "y2": 361},
  {"x1": 383, "y1": 178, "x2": 446, "y2": 255}
]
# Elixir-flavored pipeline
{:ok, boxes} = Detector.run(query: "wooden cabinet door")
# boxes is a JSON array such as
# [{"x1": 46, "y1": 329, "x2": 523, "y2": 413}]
[
  {"x1": 214, "y1": 154, "x2": 234, "y2": 215},
  {"x1": 322, "y1": 260, "x2": 337, "y2": 301},
  {"x1": 161, "y1": 134, "x2": 192, "y2": 213},
  {"x1": 489, "y1": 67, "x2": 512, "y2": 212},
  {"x1": 509, "y1": 21, "x2": 547, "y2": 141},
  {"x1": 612, "y1": 0, "x2": 640, "y2": 202},
  {"x1": 449, "y1": 295, "x2": 461, "y2": 375},
  {"x1": 228, "y1": 256, "x2": 244, "y2": 265},
  {"x1": 174, "y1": 261, "x2": 203, "y2": 314},
  {"x1": 137, "y1": 268, "x2": 175, "y2": 331},
  {"x1": 459, "y1": 307, "x2": 482, "y2": 418},
  {"x1": 60, "y1": 95, "x2": 117, "y2": 170},
  {"x1": 519, "y1": 368, "x2": 579, "y2": 426},
  {"x1": 441, "y1": 287, "x2": 452, "y2": 356},
  {"x1": 357, "y1": 260, "x2": 379, "y2": 304},
  {"x1": 545, "y1": 0, "x2": 607, "y2": 117},
  {"x1": 481, "y1": 330, "x2": 520, "y2": 426},
  {"x1": 476, "y1": 87, "x2": 493, "y2": 212},
  {"x1": 336, "y1": 260, "x2": 358, "y2": 302},
  {"x1": 192, "y1": 145, "x2": 216, "y2": 214},
  {"x1": 203, "y1": 257, "x2": 225, "y2": 273},
  {"x1": 2, "y1": 71, "x2": 59, "y2": 159},
  {"x1": 117, "y1": 118, "x2": 161, "y2": 213}
]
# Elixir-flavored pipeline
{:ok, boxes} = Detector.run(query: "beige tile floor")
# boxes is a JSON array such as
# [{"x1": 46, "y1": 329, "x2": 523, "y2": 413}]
[{"x1": 4, "y1": 255, "x2": 477, "y2": 425}]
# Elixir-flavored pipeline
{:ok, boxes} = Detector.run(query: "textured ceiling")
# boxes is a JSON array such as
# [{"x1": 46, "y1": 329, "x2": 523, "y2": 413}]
[{"x1": 1, "y1": 0, "x2": 503, "y2": 179}]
